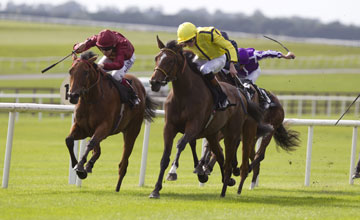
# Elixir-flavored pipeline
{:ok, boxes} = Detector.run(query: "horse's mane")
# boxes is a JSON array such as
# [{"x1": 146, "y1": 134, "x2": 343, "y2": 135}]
[
  {"x1": 80, "y1": 51, "x2": 97, "y2": 60},
  {"x1": 164, "y1": 40, "x2": 202, "y2": 76},
  {"x1": 79, "y1": 51, "x2": 101, "y2": 71}
]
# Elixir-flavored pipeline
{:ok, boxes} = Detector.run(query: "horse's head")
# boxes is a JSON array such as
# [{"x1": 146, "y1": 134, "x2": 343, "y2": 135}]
[
  {"x1": 150, "y1": 36, "x2": 185, "y2": 92},
  {"x1": 68, "y1": 51, "x2": 99, "y2": 104}
]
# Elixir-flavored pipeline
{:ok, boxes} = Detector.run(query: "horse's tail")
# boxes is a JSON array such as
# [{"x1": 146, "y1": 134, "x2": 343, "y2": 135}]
[
  {"x1": 273, "y1": 123, "x2": 300, "y2": 152},
  {"x1": 144, "y1": 95, "x2": 158, "y2": 122}
]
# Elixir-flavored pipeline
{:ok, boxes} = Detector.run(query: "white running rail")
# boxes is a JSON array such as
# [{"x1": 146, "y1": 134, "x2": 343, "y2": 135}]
[{"x1": 0, "y1": 103, "x2": 358, "y2": 189}]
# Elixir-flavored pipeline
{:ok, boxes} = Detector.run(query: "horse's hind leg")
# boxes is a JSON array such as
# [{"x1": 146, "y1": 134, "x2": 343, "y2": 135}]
[
  {"x1": 85, "y1": 144, "x2": 101, "y2": 173},
  {"x1": 116, "y1": 122, "x2": 142, "y2": 192},
  {"x1": 238, "y1": 120, "x2": 257, "y2": 195},
  {"x1": 249, "y1": 134, "x2": 272, "y2": 189}
]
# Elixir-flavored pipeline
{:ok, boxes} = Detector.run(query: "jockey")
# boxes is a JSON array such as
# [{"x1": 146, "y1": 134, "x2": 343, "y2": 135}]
[
  {"x1": 234, "y1": 47, "x2": 295, "y2": 83},
  {"x1": 177, "y1": 22, "x2": 238, "y2": 111},
  {"x1": 73, "y1": 29, "x2": 140, "y2": 107},
  {"x1": 223, "y1": 47, "x2": 295, "y2": 108}
]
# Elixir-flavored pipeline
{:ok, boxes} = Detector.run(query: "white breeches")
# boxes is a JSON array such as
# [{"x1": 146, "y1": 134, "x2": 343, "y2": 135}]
[
  {"x1": 193, "y1": 54, "x2": 226, "y2": 75},
  {"x1": 98, "y1": 54, "x2": 136, "y2": 81},
  {"x1": 245, "y1": 67, "x2": 261, "y2": 83}
]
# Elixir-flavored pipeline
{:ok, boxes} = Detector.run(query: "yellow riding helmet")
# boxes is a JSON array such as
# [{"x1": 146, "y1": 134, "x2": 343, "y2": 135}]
[{"x1": 177, "y1": 22, "x2": 197, "y2": 43}]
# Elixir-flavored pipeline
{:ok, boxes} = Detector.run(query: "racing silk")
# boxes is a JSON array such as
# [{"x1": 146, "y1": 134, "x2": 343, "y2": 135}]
[
  {"x1": 188, "y1": 27, "x2": 238, "y2": 62},
  {"x1": 236, "y1": 48, "x2": 282, "y2": 77},
  {"x1": 74, "y1": 31, "x2": 134, "y2": 71}
]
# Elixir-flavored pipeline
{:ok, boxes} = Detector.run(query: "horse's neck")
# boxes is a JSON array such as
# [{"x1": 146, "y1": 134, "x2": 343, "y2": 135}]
[
  {"x1": 83, "y1": 74, "x2": 103, "y2": 103},
  {"x1": 172, "y1": 66, "x2": 207, "y2": 97}
]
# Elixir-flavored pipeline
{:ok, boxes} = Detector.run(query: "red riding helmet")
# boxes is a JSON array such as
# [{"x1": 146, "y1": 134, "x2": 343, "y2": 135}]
[
  {"x1": 238, "y1": 48, "x2": 249, "y2": 65},
  {"x1": 96, "y1": 30, "x2": 116, "y2": 48}
]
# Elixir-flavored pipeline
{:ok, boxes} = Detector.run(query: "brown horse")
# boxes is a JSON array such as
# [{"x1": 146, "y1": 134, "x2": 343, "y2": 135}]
[
  {"x1": 197, "y1": 75, "x2": 300, "y2": 190},
  {"x1": 149, "y1": 37, "x2": 269, "y2": 198},
  {"x1": 65, "y1": 51, "x2": 157, "y2": 192}
]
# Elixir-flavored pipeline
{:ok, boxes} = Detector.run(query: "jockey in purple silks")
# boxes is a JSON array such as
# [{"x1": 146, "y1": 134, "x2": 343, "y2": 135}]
[
  {"x1": 223, "y1": 47, "x2": 295, "y2": 108},
  {"x1": 235, "y1": 48, "x2": 295, "y2": 83}
]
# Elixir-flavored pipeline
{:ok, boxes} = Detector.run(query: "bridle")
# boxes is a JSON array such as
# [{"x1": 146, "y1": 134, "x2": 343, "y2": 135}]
[
  {"x1": 71, "y1": 58, "x2": 102, "y2": 96},
  {"x1": 152, "y1": 48, "x2": 187, "y2": 85}
]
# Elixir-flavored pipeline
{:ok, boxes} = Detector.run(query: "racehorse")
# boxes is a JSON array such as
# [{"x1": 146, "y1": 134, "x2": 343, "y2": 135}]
[
  {"x1": 196, "y1": 73, "x2": 300, "y2": 190},
  {"x1": 149, "y1": 37, "x2": 271, "y2": 198},
  {"x1": 65, "y1": 51, "x2": 157, "y2": 192},
  {"x1": 165, "y1": 72, "x2": 300, "y2": 193}
]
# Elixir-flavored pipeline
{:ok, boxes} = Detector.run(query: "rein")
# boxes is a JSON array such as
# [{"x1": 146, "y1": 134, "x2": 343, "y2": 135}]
[
  {"x1": 153, "y1": 48, "x2": 187, "y2": 85},
  {"x1": 74, "y1": 58, "x2": 102, "y2": 96}
]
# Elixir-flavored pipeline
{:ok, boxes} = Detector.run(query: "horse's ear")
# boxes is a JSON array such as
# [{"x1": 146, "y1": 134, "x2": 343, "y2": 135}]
[
  {"x1": 157, "y1": 35, "x2": 165, "y2": 49},
  {"x1": 88, "y1": 55, "x2": 98, "y2": 63}
]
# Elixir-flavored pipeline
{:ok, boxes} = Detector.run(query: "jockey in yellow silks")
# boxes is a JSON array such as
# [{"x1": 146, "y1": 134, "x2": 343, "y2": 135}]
[{"x1": 177, "y1": 22, "x2": 238, "y2": 111}]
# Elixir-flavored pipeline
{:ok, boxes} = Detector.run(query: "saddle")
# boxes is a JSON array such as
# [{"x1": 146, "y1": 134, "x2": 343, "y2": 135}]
[{"x1": 106, "y1": 75, "x2": 138, "y2": 108}]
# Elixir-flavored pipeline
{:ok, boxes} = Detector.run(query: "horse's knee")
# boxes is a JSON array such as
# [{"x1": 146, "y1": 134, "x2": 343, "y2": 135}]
[{"x1": 65, "y1": 136, "x2": 74, "y2": 148}]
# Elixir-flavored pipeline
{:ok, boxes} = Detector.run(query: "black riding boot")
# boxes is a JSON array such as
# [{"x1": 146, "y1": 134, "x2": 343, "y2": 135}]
[
  {"x1": 123, "y1": 79, "x2": 140, "y2": 108},
  {"x1": 204, "y1": 72, "x2": 230, "y2": 111}
]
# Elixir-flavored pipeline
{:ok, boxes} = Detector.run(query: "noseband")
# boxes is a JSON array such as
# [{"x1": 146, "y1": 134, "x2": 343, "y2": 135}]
[{"x1": 152, "y1": 48, "x2": 187, "y2": 85}]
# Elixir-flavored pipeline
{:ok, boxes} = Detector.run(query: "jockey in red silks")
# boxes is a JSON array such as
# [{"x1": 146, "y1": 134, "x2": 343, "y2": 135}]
[{"x1": 73, "y1": 29, "x2": 139, "y2": 107}]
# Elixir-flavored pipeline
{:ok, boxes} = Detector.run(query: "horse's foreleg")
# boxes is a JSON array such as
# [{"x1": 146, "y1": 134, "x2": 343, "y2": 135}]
[
  {"x1": 74, "y1": 138, "x2": 98, "y2": 179},
  {"x1": 166, "y1": 137, "x2": 195, "y2": 181},
  {"x1": 189, "y1": 139, "x2": 199, "y2": 168},
  {"x1": 65, "y1": 123, "x2": 87, "y2": 168},
  {"x1": 74, "y1": 125, "x2": 109, "y2": 180},
  {"x1": 149, "y1": 124, "x2": 177, "y2": 199},
  {"x1": 85, "y1": 144, "x2": 101, "y2": 173}
]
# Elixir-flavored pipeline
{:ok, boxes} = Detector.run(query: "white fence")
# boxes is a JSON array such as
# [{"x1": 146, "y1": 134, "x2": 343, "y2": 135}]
[
  {"x1": 0, "y1": 103, "x2": 359, "y2": 189},
  {"x1": 279, "y1": 95, "x2": 360, "y2": 117},
  {"x1": 1, "y1": 93, "x2": 359, "y2": 117}
]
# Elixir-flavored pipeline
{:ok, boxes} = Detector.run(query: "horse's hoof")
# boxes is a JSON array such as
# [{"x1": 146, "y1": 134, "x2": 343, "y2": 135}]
[
  {"x1": 197, "y1": 174, "x2": 208, "y2": 183},
  {"x1": 166, "y1": 173, "x2": 177, "y2": 181},
  {"x1": 249, "y1": 182, "x2": 256, "y2": 190},
  {"x1": 237, "y1": 189, "x2": 242, "y2": 195},
  {"x1": 74, "y1": 164, "x2": 85, "y2": 172},
  {"x1": 227, "y1": 178, "x2": 236, "y2": 187},
  {"x1": 149, "y1": 191, "x2": 160, "y2": 199},
  {"x1": 352, "y1": 172, "x2": 360, "y2": 179},
  {"x1": 233, "y1": 167, "x2": 240, "y2": 176},
  {"x1": 76, "y1": 171, "x2": 88, "y2": 179}
]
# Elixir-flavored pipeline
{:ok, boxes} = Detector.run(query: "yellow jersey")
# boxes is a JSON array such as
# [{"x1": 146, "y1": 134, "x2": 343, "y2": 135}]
[{"x1": 187, "y1": 27, "x2": 238, "y2": 62}]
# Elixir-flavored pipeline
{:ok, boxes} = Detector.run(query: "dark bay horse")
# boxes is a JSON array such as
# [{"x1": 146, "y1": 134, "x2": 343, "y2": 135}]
[
  {"x1": 195, "y1": 76, "x2": 300, "y2": 190},
  {"x1": 165, "y1": 73, "x2": 300, "y2": 193},
  {"x1": 149, "y1": 37, "x2": 268, "y2": 198},
  {"x1": 65, "y1": 51, "x2": 157, "y2": 192}
]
